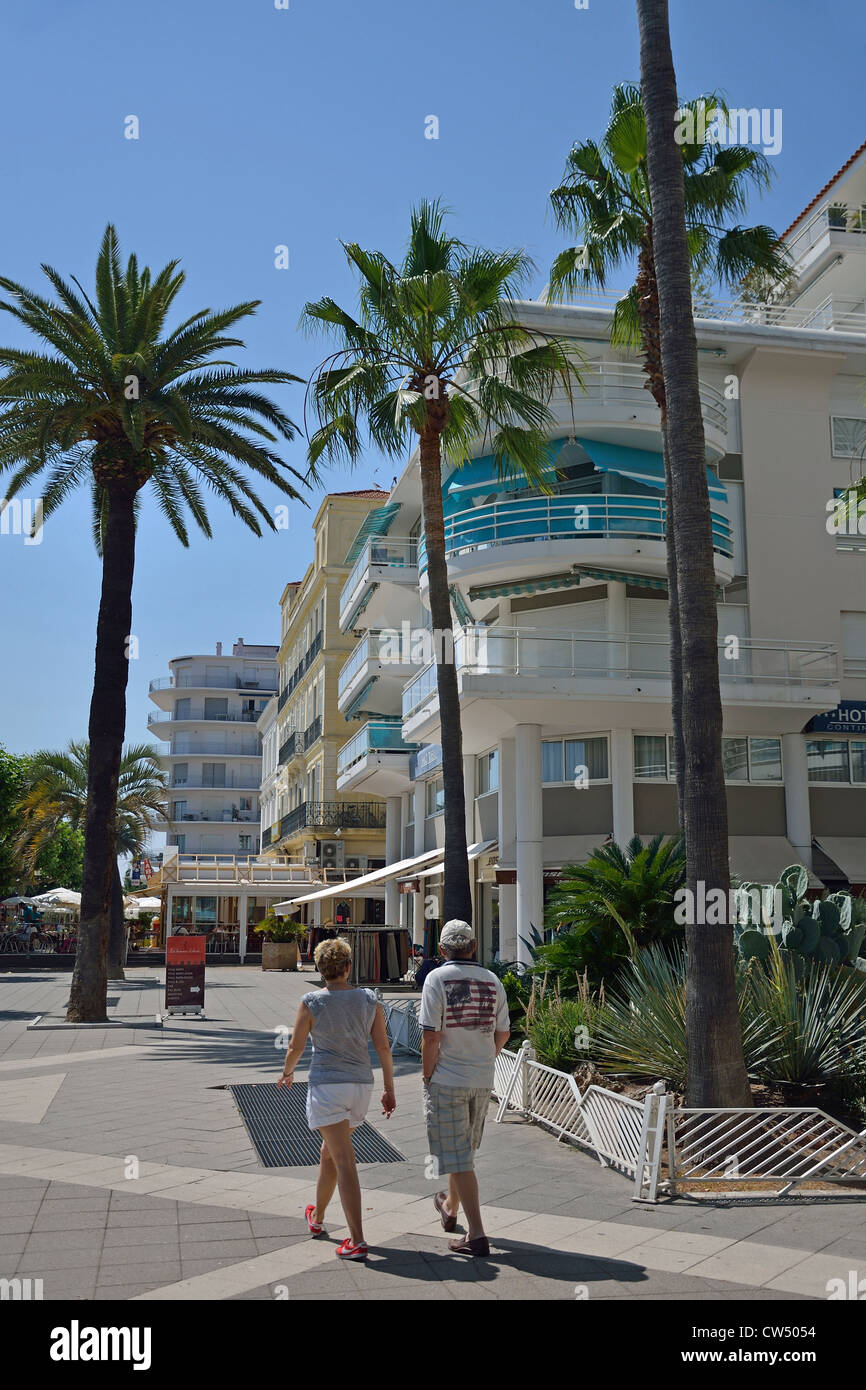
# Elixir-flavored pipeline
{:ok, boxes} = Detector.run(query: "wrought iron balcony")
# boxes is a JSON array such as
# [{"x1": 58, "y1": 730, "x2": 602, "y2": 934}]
[
  {"x1": 278, "y1": 733, "x2": 297, "y2": 766},
  {"x1": 278, "y1": 801, "x2": 387, "y2": 839},
  {"x1": 303, "y1": 714, "x2": 322, "y2": 750}
]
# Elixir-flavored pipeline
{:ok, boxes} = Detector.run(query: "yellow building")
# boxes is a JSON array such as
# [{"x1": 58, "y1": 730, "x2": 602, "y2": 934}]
[{"x1": 260, "y1": 491, "x2": 391, "y2": 897}]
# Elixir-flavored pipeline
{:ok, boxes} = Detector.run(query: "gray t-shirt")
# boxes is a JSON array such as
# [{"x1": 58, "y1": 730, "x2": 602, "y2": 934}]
[
  {"x1": 302, "y1": 987, "x2": 379, "y2": 1085},
  {"x1": 419, "y1": 961, "x2": 510, "y2": 1089}
]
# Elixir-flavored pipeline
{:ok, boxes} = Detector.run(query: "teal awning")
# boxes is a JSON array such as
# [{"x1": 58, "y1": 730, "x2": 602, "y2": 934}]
[
  {"x1": 468, "y1": 572, "x2": 583, "y2": 601},
  {"x1": 574, "y1": 566, "x2": 668, "y2": 592},
  {"x1": 443, "y1": 441, "x2": 569, "y2": 501},
  {"x1": 343, "y1": 583, "x2": 377, "y2": 631},
  {"x1": 345, "y1": 677, "x2": 377, "y2": 720},
  {"x1": 577, "y1": 438, "x2": 727, "y2": 504},
  {"x1": 449, "y1": 585, "x2": 474, "y2": 625},
  {"x1": 343, "y1": 503, "x2": 400, "y2": 565}
]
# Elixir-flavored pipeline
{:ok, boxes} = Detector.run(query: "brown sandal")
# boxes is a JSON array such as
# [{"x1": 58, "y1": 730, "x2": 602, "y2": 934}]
[
  {"x1": 434, "y1": 1191, "x2": 457, "y2": 1232},
  {"x1": 448, "y1": 1236, "x2": 490, "y2": 1256}
]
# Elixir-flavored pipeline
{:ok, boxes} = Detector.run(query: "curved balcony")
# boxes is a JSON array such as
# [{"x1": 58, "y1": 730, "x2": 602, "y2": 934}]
[
  {"x1": 337, "y1": 629, "x2": 424, "y2": 716},
  {"x1": 148, "y1": 706, "x2": 263, "y2": 731},
  {"x1": 418, "y1": 492, "x2": 734, "y2": 591},
  {"x1": 339, "y1": 537, "x2": 419, "y2": 632},
  {"x1": 548, "y1": 360, "x2": 727, "y2": 457},
  {"x1": 337, "y1": 719, "x2": 419, "y2": 794}
]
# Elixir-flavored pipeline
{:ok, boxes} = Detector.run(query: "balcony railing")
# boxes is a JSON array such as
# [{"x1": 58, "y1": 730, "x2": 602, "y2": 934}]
[
  {"x1": 278, "y1": 733, "x2": 297, "y2": 766},
  {"x1": 278, "y1": 801, "x2": 387, "y2": 839},
  {"x1": 170, "y1": 774, "x2": 260, "y2": 790},
  {"x1": 339, "y1": 538, "x2": 419, "y2": 623},
  {"x1": 148, "y1": 707, "x2": 264, "y2": 726},
  {"x1": 402, "y1": 626, "x2": 838, "y2": 717},
  {"x1": 558, "y1": 285, "x2": 866, "y2": 335},
  {"x1": 168, "y1": 809, "x2": 258, "y2": 824},
  {"x1": 418, "y1": 493, "x2": 732, "y2": 569},
  {"x1": 281, "y1": 632, "x2": 324, "y2": 702},
  {"x1": 303, "y1": 714, "x2": 322, "y2": 750},
  {"x1": 261, "y1": 827, "x2": 272, "y2": 849},
  {"x1": 149, "y1": 675, "x2": 277, "y2": 692},
  {"x1": 169, "y1": 740, "x2": 260, "y2": 756},
  {"x1": 787, "y1": 201, "x2": 866, "y2": 263},
  {"x1": 337, "y1": 719, "x2": 418, "y2": 777}
]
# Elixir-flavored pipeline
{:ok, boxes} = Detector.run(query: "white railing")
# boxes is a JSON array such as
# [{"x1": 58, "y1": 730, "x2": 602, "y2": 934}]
[
  {"x1": 337, "y1": 720, "x2": 414, "y2": 777},
  {"x1": 149, "y1": 675, "x2": 277, "y2": 692},
  {"x1": 169, "y1": 741, "x2": 260, "y2": 756},
  {"x1": 667, "y1": 1107, "x2": 866, "y2": 1196},
  {"x1": 166, "y1": 855, "x2": 319, "y2": 884},
  {"x1": 421, "y1": 491, "x2": 731, "y2": 567},
  {"x1": 787, "y1": 201, "x2": 866, "y2": 263},
  {"x1": 401, "y1": 626, "x2": 838, "y2": 716},
  {"x1": 149, "y1": 708, "x2": 262, "y2": 725},
  {"x1": 573, "y1": 359, "x2": 726, "y2": 432},
  {"x1": 169, "y1": 774, "x2": 260, "y2": 790},
  {"x1": 556, "y1": 285, "x2": 866, "y2": 335},
  {"x1": 339, "y1": 538, "x2": 419, "y2": 624}
]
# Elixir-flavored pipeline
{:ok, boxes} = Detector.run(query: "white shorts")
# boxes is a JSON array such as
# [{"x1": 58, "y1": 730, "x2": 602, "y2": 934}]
[{"x1": 305, "y1": 1082, "x2": 372, "y2": 1131}]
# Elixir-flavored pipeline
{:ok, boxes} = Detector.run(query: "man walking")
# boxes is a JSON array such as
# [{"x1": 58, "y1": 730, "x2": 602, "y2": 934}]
[{"x1": 419, "y1": 919, "x2": 510, "y2": 1256}]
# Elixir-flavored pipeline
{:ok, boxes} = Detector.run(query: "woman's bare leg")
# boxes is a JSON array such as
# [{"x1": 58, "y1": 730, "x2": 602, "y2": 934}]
[
  {"x1": 318, "y1": 1120, "x2": 364, "y2": 1244},
  {"x1": 314, "y1": 1138, "x2": 338, "y2": 1224}
]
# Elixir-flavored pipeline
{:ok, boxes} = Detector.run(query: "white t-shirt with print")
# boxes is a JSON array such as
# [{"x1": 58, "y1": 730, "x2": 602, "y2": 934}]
[{"x1": 419, "y1": 960, "x2": 510, "y2": 1089}]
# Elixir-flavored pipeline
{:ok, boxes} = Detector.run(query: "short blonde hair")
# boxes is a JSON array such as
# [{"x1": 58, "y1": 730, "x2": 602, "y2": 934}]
[{"x1": 314, "y1": 937, "x2": 352, "y2": 981}]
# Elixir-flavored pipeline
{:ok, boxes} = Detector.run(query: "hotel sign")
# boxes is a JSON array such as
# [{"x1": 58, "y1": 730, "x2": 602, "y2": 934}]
[{"x1": 807, "y1": 704, "x2": 866, "y2": 734}]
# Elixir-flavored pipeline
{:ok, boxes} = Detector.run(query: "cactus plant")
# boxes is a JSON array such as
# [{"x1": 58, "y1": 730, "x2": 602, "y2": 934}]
[{"x1": 734, "y1": 866, "x2": 864, "y2": 970}]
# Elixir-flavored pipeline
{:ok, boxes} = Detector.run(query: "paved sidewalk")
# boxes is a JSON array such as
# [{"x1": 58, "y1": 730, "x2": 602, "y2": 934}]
[{"x1": 1, "y1": 966, "x2": 865, "y2": 1301}]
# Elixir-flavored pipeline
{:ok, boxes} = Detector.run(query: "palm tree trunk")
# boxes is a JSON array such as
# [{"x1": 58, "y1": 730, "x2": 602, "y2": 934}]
[
  {"x1": 67, "y1": 484, "x2": 137, "y2": 1021},
  {"x1": 637, "y1": 0, "x2": 751, "y2": 1107},
  {"x1": 419, "y1": 427, "x2": 472, "y2": 925},
  {"x1": 637, "y1": 232, "x2": 685, "y2": 827},
  {"x1": 107, "y1": 860, "x2": 127, "y2": 981}
]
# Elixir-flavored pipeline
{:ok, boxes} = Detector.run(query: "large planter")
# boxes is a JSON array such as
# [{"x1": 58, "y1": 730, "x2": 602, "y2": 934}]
[{"x1": 261, "y1": 939, "x2": 299, "y2": 972}]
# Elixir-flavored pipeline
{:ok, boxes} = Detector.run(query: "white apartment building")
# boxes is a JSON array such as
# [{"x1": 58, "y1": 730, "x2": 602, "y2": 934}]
[
  {"x1": 334, "y1": 146, "x2": 866, "y2": 967},
  {"x1": 147, "y1": 639, "x2": 278, "y2": 858}
]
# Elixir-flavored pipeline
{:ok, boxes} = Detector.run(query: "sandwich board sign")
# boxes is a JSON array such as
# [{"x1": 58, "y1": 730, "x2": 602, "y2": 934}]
[{"x1": 165, "y1": 935, "x2": 206, "y2": 1016}]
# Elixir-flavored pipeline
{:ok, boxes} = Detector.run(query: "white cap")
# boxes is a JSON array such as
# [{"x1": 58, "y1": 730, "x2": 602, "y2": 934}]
[{"x1": 440, "y1": 919, "x2": 475, "y2": 949}]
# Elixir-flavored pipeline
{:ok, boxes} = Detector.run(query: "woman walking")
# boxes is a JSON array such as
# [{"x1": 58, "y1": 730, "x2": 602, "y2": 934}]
[{"x1": 278, "y1": 937, "x2": 396, "y2": 1261}]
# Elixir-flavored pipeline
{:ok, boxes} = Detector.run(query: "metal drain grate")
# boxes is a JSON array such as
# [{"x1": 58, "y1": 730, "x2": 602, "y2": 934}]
[{"x1": 228, "y1": 1082, "x2": 405, "y2": 1167}]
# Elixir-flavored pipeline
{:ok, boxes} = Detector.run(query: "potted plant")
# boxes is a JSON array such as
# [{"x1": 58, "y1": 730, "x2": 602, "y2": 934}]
[
  {"x1": 255, "y1": 913, "x2": 305, "y2": 971},
  {"x1": 828, "y1": 203, "x2": 848, "y2": 230}
]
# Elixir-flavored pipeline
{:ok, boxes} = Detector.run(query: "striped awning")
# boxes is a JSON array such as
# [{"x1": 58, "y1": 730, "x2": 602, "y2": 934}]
[
  {"x1": 343, "y1": 504, "x2": 400, "y2": 565},
  {"x1": 343, "y1": 583, "x2": 377, "y2": 630},
  {"x1": 468, "y1": 572, "x2": 583, "y2": 601},
  {"x1": 573, "y1": 566, "x2": 668, "y2": 592},
  {"x1": 449, "y1": 585, "x2": 474, "y2": 625}
]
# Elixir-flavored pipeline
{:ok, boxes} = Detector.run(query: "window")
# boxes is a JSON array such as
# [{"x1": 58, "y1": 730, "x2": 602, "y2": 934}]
[
  {"x1": 172, "y1": 800, "x2": 188, "y2": 821},
  {"x1": 477, "y1": 749, "x2": 499, "y2": 795},
  {"x1": 426, "y1": 777, "x2": 445, "y2": 817},
  {"x1": 807, "y1": 738, "x2": 866, "y2": 784},
  {"x1": 238, "y1": 835, "x2": 252, "y2": 851},
  {"x1": 202, "y1": 763, "x2": 226, "y2": 788},
  {"x1": 831, "y1": 416, "x2": 866, "y2": 458},
  {"x1": 240, "y1": 796, "x2": 253, "y2": 812},
  {"x1": 541, "y1": 737, "x2": 609, "y2": 785},
  {"x1": 172, "y1": 763, "x2": 188, "y2": 787},
  {"x1": 635, "y1": 734, "x2": 782, "y2": 783}
]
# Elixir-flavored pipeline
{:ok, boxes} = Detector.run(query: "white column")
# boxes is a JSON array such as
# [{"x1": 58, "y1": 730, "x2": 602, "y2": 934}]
[
  {"x1": 498, "y1": 737, "x2": 517, "y2": 963},
  {"x1": 611, "y1": 728, "x2": 634, "y2": 845},
  {"x1": 463, "y1": 754, "x2": 477, "y2": 928},
  {"x1": 783, "y1": 732, "x2": 812, "y2": 867},
  {"x1": 384, "y1": 795, "x2": 402, "y2": 925},
  {"x1": 412, "y1": 779, "x2": 426, "y2": 946},
  {"x1": 515, "y1": 724, "x2": 543, "y2": 968},
  {"x1": 607, "y1": 580, "x2": 628, "y2": 677},
  {"x1": 238, "y1": 892, "x2": 247, "y2": 963}
]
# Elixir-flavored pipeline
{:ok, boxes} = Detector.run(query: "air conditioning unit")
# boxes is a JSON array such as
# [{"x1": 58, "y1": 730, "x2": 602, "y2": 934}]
[
  {"x1": 345, "y1": 855, "x2": 365, "y2": 872},
  {"x1": 318, "y1": 839, "x2": 345, "y2": 869}
]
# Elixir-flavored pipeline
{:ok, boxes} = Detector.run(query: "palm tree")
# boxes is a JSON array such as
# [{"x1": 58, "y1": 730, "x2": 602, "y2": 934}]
[
  {"x1": 635, "y1": 0, "x2": 752, "y2": 1106},
  {"x1": 302, "y1": 201, "x2": 581, "y2": 924},
  {"x1": 548, "y1": 82, "x2": 791, "y2": 818},
  {"x1": 15, "y1": 742, "x2": 168, "y2": 980},
  {"x1": 543, "y1": 833, "x2": 685, "y2": 972},
  {"x1": 0, "y1": 226, "x2": 304, "y2": 1020}
]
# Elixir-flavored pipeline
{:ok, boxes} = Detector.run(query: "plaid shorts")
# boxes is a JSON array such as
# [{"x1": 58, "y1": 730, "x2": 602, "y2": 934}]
[{"x1": 423, "y1": 1082, "x2": 491, "y2": 1174}]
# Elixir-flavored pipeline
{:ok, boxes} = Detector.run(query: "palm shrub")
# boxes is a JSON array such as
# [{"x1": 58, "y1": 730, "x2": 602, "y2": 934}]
[
  {"x1": 538, "y1": 834, "x2": 685, "y2": 986},
  {"x1": 0, "y1": 226, "x2": 304, "y2": 1019},
  {"x1": 303, "y1": 201, "x2": 582, "y2": 925}
]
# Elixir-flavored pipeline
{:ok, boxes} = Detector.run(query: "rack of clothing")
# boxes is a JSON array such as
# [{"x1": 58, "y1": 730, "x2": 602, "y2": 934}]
[
  {"x1": 422, "y1": 921, "x2": 440, "y2": 960},
  {"x1": 307, "y1": 925, "x2": 410, "y2": 985}
]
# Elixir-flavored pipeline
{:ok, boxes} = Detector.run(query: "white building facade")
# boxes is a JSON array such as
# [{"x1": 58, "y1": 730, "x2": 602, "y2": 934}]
[
  {"x1": 335, "y1": 149, "x2": 866, "y2": 967},
  {"x1": 147, "y1": 639, "x2": 278, "y2": 858}
]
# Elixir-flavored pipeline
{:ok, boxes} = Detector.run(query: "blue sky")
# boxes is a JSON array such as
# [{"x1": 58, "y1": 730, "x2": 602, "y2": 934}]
[{"x1": 1, "y1": 0, "x2": 863, "y2": 759}]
